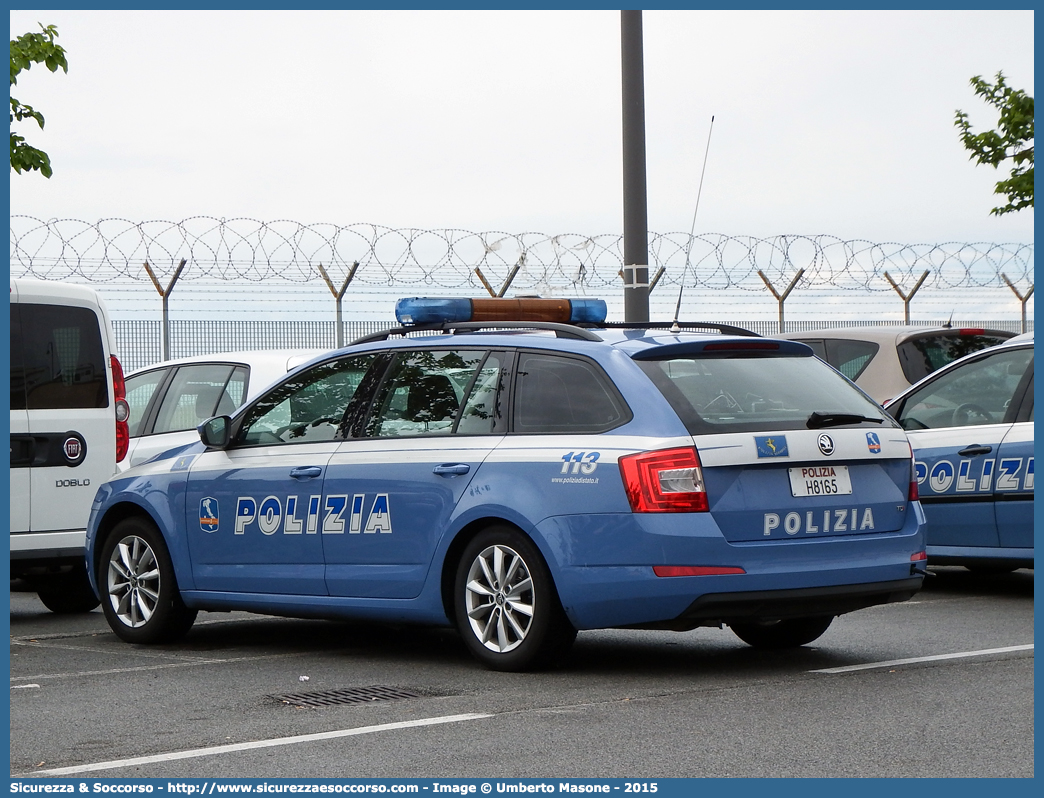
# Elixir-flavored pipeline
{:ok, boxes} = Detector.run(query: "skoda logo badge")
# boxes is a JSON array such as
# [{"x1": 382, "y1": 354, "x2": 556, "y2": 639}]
[{"x1": 817, "y1": 434, "x2": 835, "y2": 456}]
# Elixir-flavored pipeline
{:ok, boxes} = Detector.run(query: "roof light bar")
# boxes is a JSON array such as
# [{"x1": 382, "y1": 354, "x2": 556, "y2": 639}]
[{"x1": 395, "y1": 297, "x2": 607, "y2": 326}]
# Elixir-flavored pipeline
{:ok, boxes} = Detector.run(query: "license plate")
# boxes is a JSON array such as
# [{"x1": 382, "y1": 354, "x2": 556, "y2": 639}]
[{"x1": 788, "y1": 465, "x2": 852, "y2": 497}]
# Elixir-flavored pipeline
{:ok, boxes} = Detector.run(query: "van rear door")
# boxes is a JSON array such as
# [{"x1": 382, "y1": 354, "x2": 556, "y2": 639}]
[{"x1": 17, "y1": 287, "x2": 116, "y2": 538}]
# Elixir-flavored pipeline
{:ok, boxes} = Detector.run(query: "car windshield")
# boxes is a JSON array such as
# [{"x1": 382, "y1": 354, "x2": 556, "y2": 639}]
[{"x1": 637, "y1": 353, "x2": 894, "y2": 435}]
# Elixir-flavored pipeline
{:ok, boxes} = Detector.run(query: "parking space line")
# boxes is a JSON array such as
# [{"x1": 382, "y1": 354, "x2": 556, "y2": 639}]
[
  {"x1": 10, "y1": 660, "x2": 232, "y2": 683},
  {"x1": 26, "y1": 713, "x2": 493, "y2": 777},
  {"x1": 810, "y1": 643, "x2": 1034, "y2": 674}
]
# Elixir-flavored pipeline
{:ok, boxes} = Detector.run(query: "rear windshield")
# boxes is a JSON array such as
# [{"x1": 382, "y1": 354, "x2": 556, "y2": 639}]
[
  {"x1": 10, "y1": 303, "x2": 109, "y2": 410},
  {"x1": 898, "y1": 332, "x2": 1012, "y2": 384},
  {"x1": 637, "y1": 353, "x2": 894, "y2": 435}
]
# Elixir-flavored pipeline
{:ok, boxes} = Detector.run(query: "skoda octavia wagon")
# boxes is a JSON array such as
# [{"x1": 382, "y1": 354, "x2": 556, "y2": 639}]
[{"x1": 86, "y1": 297, "x2": 926, "y2": 671}]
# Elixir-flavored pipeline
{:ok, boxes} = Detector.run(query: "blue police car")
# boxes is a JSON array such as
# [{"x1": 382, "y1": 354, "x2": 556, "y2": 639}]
[
  {"x1": 86, "y1": 297, "x2": 926, "y2": 671},
  {"x1": 884, "y1": 335, "x2": 1033, "y2": 572}
]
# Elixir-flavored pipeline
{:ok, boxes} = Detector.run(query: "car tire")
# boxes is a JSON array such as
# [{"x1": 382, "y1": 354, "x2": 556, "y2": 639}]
[
  {"x1": 454, "y1": 525, "x2": 576, "y2": 672},
  {"x1": 98, "y1": 517, "x2": 197, "y2": 644},
  {"x1": 729, "y1": 616, "x2": 833, "y2": 649},
  {"x1": 36, "y1": 563, "x2": 101, "y2": 614}
]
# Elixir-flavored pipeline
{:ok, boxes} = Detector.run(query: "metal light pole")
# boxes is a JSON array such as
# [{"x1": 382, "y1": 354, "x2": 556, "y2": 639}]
[{"x1": 621, "y1": 10, "x2": 650, "y2": 322}]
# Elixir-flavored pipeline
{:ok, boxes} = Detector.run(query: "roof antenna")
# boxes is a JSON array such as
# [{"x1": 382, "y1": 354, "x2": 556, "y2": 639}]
[
  {"x1": 943, "y1": 310, "x2": 954, "y2": 329},
  {"x1": 678, "y1": 115, "x2": 715, "y2": 329}
]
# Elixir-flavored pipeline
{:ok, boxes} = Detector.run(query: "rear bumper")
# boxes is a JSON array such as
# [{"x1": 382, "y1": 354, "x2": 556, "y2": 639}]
[
  {"x1": 632, "y1": 577, "x2": 922, "y2": 630},
  {"x1": 538, "y1": 510, "x2": 925, "y2": 629},
  {"x1": 927, "y1": 545, "x2": 1033, "y2": 568}
]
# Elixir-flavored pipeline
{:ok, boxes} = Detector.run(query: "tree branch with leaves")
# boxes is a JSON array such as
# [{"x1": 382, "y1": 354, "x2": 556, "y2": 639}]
[
  {"x1": 955, "y1": 72, "x2": 1034, "y2": 216},
  {"x1": 10, "y1": 23, "x2": 68, "y2": 178}
]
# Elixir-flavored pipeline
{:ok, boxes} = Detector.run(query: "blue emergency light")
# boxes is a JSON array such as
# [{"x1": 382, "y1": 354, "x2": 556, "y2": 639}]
[{"x1": 395, "y1": 297, "x2": 607, "y2": 326}]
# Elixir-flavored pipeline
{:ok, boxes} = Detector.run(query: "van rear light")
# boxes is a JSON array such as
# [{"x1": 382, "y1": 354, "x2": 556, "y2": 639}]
[
  {"x1": 619, "y1": 446, "x2": 708, "y2": 512},
  {"x1": 910, "y1": 551, "x2": 927, "y2": 562},
  {"x1": 111, "y1": 355, "x2": 129, "y2": 462}
]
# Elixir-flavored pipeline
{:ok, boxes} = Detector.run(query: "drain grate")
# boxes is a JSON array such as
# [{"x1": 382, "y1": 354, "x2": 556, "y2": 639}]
[{"x1": 270, "y1": 685, "x2": 423, "y2": 708}]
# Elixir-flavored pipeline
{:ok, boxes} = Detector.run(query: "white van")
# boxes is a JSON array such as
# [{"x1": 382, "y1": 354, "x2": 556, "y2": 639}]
[{"x1": 10, "y1": 279, "x2": 129, "y2": 612}]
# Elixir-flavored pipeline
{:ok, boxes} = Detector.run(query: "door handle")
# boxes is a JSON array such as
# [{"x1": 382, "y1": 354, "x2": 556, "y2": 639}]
[
  {"x1": 958, "y1": 445, "x2": 993, "y2": 457},
  {"x1": 289, "y1": 466, "x2": 323, "y2": 479},
  {"x1": 433, "y1": 463, "x2": 471, "y2": 477}
]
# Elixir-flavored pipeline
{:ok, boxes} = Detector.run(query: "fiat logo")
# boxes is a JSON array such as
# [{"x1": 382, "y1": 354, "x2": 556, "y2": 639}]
[
  {"x1": 63, "y1": 437, "x2": 82, "y2": 461},
  {"x1": 817, "y1": 434, "x2": 835, "y2": 456}
]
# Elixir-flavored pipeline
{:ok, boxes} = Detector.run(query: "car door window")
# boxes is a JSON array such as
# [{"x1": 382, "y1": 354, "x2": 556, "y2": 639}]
[
  {"x1": 366, "y1": 349, "x2": 498, "y2": 438},
  {"x1": 513, "y1": 352, "x2": 630, "y2": 433},
  {"x1": 237, "y1": 355, "x2": 379, "y2": 446},
  {"x1": 152, "y1": 364, "x2": 241, "y2": 435},
  {"x1": 124, "y1": 368, "x2": 169, "y2": 437},
  {"x1": 456, "y1": 353, "x2": 507, "y2": 435},
  {"x1": 825, "y1": 339, "x2": 879, "y2": 381},
  {"x1": 894, "y1": 348, "x2": 1033, "y2": 430},
  {"x1": 223, "y1": 366, "x2": 248, "y2": 413}
]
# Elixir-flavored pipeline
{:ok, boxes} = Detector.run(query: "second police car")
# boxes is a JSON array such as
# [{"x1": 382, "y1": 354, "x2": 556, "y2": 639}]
[
  {"x1": 85, "y1": 298, "x2": 927, "y2": 671},
  {"x1": 884, "y1": 335, "x2": 1033, "y2": 571}
]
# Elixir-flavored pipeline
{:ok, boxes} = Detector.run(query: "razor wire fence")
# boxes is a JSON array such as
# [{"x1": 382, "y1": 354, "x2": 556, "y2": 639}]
[
  {"x1": 111, "y1": 317, "x2": 1028, "y2": 372},
  {"x1": 10, "y1": 216, "x2": 1034, "y2": 366}
]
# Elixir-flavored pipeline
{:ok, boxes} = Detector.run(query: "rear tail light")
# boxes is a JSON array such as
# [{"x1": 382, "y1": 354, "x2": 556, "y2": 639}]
[
  {"x1": 111, "y1": 355, "x2": 129, "y2": 462},
  {"x1": 910, "y1": 551, "x2": 927, "y2": 562},
  {"x1": 619, "y1": 446, "x2": 708, "y2": 513}
]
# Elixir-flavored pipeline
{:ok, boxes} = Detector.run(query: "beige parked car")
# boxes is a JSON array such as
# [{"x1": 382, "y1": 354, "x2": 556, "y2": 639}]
[{"x1": 782, "y1": 326, "x2": 1015, "y2": 403}]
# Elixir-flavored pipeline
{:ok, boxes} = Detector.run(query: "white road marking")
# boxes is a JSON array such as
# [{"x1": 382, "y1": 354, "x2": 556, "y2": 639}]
[
  {"x1": 810, "y1": 643, "x2": 1034, "y2": 674},
  {"x1": 10, "y1": 639, "x2": 304, "y2": 683},
  {"x1": 10, "y1": 684, "x2": 39, "y2": 689},
  {"x1": 27, "y1": 713, "x2": 493, "y2": 777},
  {"x1": 10, "y1": 660, "x2": 232, "y2": 683}
]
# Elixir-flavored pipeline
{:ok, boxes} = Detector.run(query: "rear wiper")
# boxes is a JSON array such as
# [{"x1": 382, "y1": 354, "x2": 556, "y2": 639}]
[{"x1": 806, "y1": 411, "x2": 884, "y2": 429}]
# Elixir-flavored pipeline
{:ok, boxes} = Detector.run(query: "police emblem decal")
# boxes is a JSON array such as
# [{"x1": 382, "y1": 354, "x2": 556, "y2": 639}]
[
  {"x1": 866, "y1": 432, "x2": 882, "y2": 454},
  {"x1": 199, "y1": 497, "x2": 219, "y2": 533},
  {"x1": 755, "y1": 435, "x2": 789, "y2": 458},
  {"x1": 817, "y1": 434, "x2": 835, "y2": 456}
]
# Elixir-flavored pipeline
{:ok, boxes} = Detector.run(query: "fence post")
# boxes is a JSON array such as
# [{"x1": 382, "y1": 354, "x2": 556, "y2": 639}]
[
  {"x1": 143, "y1": 258, "x2": 186, "y2": 361},
  {"x1": 316, "y1": 262, "x2": 359, "y2": 348},
  {"x1": 884, "y1": 270, "x2": 929, "y2": 324},
  {"x1": 1001, "y1": 273, "x2": 1035, "y2": 333},
  {"x1": 758, "y1": 269, "x2": 804, "y2": 334}
]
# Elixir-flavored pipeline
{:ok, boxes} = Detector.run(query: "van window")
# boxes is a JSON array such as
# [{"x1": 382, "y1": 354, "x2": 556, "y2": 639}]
[{"x1": 12, "y1": 303, "x2": 109, "y2": 410}]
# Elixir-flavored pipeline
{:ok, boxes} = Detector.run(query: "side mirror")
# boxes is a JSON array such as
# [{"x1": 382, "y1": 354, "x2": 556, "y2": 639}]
[{"x1": 198, "y1": 416, "x2": 231, "y2": 449}]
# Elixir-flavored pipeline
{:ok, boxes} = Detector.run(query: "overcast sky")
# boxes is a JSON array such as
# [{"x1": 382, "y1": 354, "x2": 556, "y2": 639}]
[{"x1": 9, "y1": 8, "x2": 1035, "y2": 246}]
